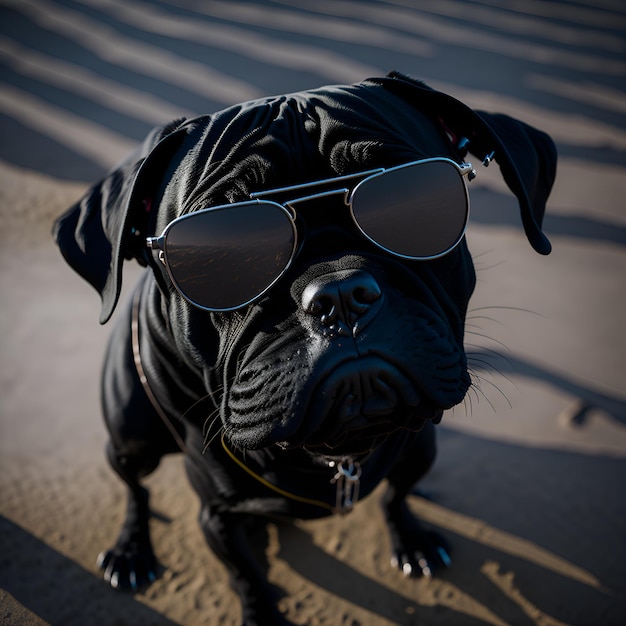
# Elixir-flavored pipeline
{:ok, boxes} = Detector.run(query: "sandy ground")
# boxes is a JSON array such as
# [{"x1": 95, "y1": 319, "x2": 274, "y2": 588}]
[{"x1": 1, "y1": 125, "x2": 626, "y2": 626}]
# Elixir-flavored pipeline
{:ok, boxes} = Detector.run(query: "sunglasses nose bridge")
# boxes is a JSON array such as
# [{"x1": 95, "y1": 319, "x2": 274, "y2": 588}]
[{"x1": 301, "y1": 269, "x2": 382, "y2": 336}]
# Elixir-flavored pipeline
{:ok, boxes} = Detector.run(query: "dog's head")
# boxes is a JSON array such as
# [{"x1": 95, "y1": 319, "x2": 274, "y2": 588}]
[{"x1": 55, "y1": 73, "x2": 556, "y2": 457}]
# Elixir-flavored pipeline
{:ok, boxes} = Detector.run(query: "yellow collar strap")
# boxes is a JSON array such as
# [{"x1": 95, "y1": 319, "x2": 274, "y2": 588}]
[{"x1": 220, "y1": 434, "x2": 361, "y2": 515}]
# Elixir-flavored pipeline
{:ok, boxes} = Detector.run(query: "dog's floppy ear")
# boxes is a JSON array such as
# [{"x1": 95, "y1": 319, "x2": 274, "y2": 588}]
[
  {"x1": 375, "y1": 72, "x2": 557, "y2": 255},
  {"x1": 54, "y1": 119, "x2": 189, "y2": 324},
  {"x1": 463, "y1": 110, "x2": 556, "y2": 255}
]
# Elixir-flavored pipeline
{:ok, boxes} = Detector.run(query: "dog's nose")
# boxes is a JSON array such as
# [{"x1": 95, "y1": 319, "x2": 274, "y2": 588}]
[{"x1": 301, "y1": 269, "x2": 382, "y2": 336}]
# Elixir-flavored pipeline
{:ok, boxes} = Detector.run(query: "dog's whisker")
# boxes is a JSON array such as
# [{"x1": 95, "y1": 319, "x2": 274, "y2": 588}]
[
  {"x1": 468, "y1": 362, "x2": 513, "y2": 390},
  {"x1": 202, "y1": 430, "x2": 224, "y2": 455},
  {"x1": 466, "y1": 344, "x2": 516, "y2": 370},
  {"x1": 465, "y1": 343, "x2": 508, "y2": 357},
  {"x1": 202, "y1": 415, "x2": 224, "y2": 455},
  {"x1": 468, "y1": 304, "x2": 541, "y2": 315},
  {"x1": 468, "y1": 375, "x2": 498, "y2": 414},
  {"x1": 177, "y1": 391, "x2": 224, "y2": 453},
  {"x1": 465, "y1": 306, "x2": 542, "y2": 350},
  {"x1": 469, "y1": 369, "x2": 513, "y2": 411},
  {"x1": 467, "y1": 247, "x2": 503, "y2": 269},
  {"x1": 461, "y1": 387, "x2": 476, "y2": 418},
  {"x1": 467, "y1": 351, "x2": 518, "y2": 392},
  {"x1": 180, "y1": 392, "x2": 217, "y2": 423},
  {"x1": 465, "y1": 394, "x2": 474, "y2": 419},
  {"x1": 464, "y1": 331, "x2": 511, "y2": 353},
  {"x1": 202, "y1": 406, "x2": 222, "y2": 438},
  {"x1": 466, "y1": 354, "x2": 504, "y2": 371},
  {"x1": 202, "y1": 408, "x2": 220, "y2": 437},
  {"x1": 464, "y1": 317, "x2": 505, "y2": 330},
  {"x1": 199, "y1": 369, "x2": 243, "y2": 454}
]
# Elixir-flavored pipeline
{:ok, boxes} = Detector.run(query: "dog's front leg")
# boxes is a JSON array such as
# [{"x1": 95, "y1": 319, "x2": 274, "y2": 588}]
[
  {"x1": 199, "y1": 505, "x2": 293, "y2": 626},
  {"x1": 97, "y1": 441, "x2": 159, "y2": 590},
  {"x1": 382, "y1": 422, "x2": 451, "y2": 578}
]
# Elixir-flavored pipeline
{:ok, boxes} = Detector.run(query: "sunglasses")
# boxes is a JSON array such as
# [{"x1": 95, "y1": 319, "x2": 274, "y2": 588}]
[{"x1": 146, "y1": 157, "x2": 474, "y2": 312}]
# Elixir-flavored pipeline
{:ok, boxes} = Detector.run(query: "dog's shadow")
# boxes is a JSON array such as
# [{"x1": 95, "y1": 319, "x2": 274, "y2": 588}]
[
  {"x1": 0, "y1": 516, "x2": 179, "y2": 626},
  {"x1": 268, "y1": 508, "x2": 611, "y2": 626},
  {"x1": 257, "y1": 428, "x2": 624, "y2": 626},
  {"x1": 271, "y1": 519, "x2": 546, "y2": 626},
  {"x1": 271, "y1": 522, "x2": 431, "y2": 623},
  {"x1": 270, "y1": 516, "x2": 541, "y2": 626}
]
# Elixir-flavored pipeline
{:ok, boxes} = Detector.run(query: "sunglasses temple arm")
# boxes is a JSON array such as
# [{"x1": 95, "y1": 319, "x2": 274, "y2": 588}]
[
  {"x1": 146, "y1": 235, "x2": 165, "y2": 251},
  {"x1": 459, "y1": 162, "x2": 477, "y2": 180},
  {"x1": 146, "y1": 236, "x2": 168, "y2": 267}
]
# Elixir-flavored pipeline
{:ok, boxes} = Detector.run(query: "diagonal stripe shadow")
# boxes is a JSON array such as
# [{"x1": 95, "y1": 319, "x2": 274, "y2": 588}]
[{"x1": 0, "y1": 516, "x2": 179, "y2": 626}]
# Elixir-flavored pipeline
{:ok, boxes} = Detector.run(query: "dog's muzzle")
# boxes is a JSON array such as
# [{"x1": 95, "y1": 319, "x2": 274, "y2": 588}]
[
  {"x1": 295, "y1": 269, "x2": 430, "y2": 452},
  {"x1": 298, "y1": 355, "x2": 437, "y2": 453},
  {"x1": 223, "y1": 264, "x2": 468, "y2": 455}
]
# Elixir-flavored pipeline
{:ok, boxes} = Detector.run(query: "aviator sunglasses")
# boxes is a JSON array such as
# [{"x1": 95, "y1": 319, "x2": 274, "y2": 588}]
[{"x1": 146, "y1": 157, "x2": 474, "y2": 312}]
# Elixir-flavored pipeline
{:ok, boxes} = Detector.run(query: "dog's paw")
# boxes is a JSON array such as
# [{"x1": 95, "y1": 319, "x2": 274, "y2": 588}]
[
  {"x1": 389, "y1": 528, "x2": 451, "y2": 578},
  {"x1": 97, "y1": 542, "x2": 158, "y2": 591},
  {"x1": 385, "y1": 500, "x2": 451, "y2": 579}
]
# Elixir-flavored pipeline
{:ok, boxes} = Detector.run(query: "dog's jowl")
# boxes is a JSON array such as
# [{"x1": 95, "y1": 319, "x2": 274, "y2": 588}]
[{"x1": 55, "y1": 73, "x2": 556, "y2": 626}]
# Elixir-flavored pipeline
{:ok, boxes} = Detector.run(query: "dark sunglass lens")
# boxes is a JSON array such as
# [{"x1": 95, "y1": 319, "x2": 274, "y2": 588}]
[
  {"x1": 164, "y1": 202, "x2": 295, "y2": 310},
  {"x1": 351, "y1": 160, "x2": 468, "y2": 258}
]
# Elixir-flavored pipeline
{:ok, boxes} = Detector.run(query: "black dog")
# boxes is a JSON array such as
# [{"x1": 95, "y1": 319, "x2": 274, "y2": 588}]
[{"x1": 54, "y1": 72, "x2": 556, "y2": 625}]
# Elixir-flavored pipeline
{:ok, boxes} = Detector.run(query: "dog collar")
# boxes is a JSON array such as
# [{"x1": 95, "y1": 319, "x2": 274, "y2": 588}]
[
  {"x1": 131, "y1": 289, "x2": 188, "y2": 454},
  {"x1": 221, "y1": 435, "x2": 361, "y2": 515}
]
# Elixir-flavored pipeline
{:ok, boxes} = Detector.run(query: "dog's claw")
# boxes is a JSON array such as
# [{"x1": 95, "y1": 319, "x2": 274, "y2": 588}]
[
  {"x1": 96, "y1": 551, "x2": 109, "y2": 570},
  {"x1": 415, "y1": 551, "x2": 432, "y2": 578},
  {"x1": 389, "y1": 527, "x2": 451, "y2": 579},
  {"x1": 437, "y1": 546, "x2": 452, "y2": 568},
  {"x1": 110, "y1": 570, "x2": 120, "y2": 590},
  {"x1": 392, "y1": 550, "x2": 433, "y2": 579},
  {"x1": 96, "y1": 545, "x2": 158, "y2": 591}
]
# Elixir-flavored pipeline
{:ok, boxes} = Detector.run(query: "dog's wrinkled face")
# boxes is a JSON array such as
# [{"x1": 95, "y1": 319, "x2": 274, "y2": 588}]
[
  {"x1": 54, "y1": 75, "x2": 555, "y2": 461},
  {"x1": 164, "y1": 194, "x2": 476, "y2": 457}
]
